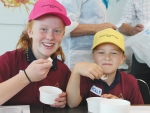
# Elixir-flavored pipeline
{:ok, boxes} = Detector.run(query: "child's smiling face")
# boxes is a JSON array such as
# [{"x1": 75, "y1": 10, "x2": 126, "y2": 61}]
[{"x1": 92, "y1": 43, "x2": 125, "y2": 75}]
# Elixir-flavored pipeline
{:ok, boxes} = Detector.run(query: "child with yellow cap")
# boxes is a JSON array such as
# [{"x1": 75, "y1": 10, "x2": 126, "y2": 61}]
[{"x1": 66, "y1": 28, "x2": 144, "y2": 108}]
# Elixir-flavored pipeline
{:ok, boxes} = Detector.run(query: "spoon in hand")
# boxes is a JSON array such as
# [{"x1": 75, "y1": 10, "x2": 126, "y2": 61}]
[{"x1": 101, "y1": 75, "x2": 108, "y2": 80}]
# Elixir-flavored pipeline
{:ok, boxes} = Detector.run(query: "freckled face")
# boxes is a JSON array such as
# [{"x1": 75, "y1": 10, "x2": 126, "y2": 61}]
[
  {"x1": 92, "y1": 43, "x2": 125, "y2": 75},
  {"x1": 28, "y1": 15, "x2": 65, "y2": 59}
]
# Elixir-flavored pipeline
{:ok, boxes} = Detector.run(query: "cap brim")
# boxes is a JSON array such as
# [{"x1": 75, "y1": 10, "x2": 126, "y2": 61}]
[
  {"x1": 29, "y1": 12, "x2": 71, "y2": 26},
  {"x1": 92, "y1": 41, "x2": 125, "y2": 52},
  {"x1": 51, "y1": 12, "x2": 71, "y2": 26}
]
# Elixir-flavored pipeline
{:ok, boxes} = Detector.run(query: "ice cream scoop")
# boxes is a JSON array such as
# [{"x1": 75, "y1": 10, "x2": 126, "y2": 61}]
[
  {"x1": 48, "y1": 57, "x2": 53, "y2": 62},
  {"x1": 101, "y1": 75, "x2": 108, "y2": 80}
]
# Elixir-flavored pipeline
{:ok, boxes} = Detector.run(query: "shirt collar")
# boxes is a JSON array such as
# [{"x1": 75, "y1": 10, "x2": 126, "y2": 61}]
[
  {"x1": 112, "y1": 70, "x2": 120, "y2": 83},
  {"x1": 25, "y1": 48, "x2": 57, "y2": 69},
  {"x1": 94, "y1": 70, "x2": 121, "y2": 93}
]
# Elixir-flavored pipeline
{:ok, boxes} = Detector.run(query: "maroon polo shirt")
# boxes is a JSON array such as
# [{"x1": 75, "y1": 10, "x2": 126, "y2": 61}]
[
  {"x1": 80, "y1": 70, "x2": 144, "y2": 105},
  {"x1": 0, "y1": 48, "x2": 71, "y2": 105}
]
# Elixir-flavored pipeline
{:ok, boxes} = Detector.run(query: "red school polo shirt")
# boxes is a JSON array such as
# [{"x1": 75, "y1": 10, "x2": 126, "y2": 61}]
[
  {"x1": 0, "y1": 48, "x2": 71, "y2": 105},
  {"x1": 80, "y1": 70, "x2": 144, "y2": 105}
]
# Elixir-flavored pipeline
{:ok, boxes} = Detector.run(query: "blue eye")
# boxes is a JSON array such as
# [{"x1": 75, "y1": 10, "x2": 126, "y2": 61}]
[
  {"x1": 40, "y1": 28, "x2": 47, "y2": 32},
  {"x1": 54, "y1": 29, "x2": 61, "y2": 34},
  {"x1": 98, "y1": 52, "x2": 104, "y2": 54},
  {"x1": 111, "y1": 52, "x2": 117, "y2": 54}
]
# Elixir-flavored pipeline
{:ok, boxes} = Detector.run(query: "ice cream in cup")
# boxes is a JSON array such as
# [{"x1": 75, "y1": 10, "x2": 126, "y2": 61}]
[
  {"x1": 48, "y1": 57, "x2": 53, "y2": 62},
  {"x1": 101, "y1": 75, "x2": 108, "y2": 80}
]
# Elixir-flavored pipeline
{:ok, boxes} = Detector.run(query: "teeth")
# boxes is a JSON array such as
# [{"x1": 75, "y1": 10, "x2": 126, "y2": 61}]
[{"x1": 44, "y1": 43, "x2": 53, "y2": 46}]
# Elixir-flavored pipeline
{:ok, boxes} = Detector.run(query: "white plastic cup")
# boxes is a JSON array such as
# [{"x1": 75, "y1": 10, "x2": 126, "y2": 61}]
[
  {"x1": 100, "y1": 99, "x2": 130, "y2": 113},
  {"x1": 39, "y1": 86, "x2": 62, "y2": 105},
  {"x1": 0, "y1": 107, "x2": 23, "y2": 113},
  {"x1": 86, "y1": 97, "x2": 107, "y2": 113}
]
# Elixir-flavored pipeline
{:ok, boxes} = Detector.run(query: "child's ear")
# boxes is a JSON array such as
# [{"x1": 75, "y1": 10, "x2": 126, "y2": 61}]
[
  {"x1": 92, "y1": 53, "x2": 95, "y2": 62},
  {"x1": 27, "y1": 29, "x2": 33, "y2": 38},
  {"x1": 120, "y1": 54, "x2": 126, "y2": 64}
]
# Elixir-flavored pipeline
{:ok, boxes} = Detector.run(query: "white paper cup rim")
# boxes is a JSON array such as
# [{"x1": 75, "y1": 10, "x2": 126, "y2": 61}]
[
  {"x1": 39, "y1": 86, "x2": 62, "y2": 95},
  {"x1": 86, "y1": 97, "x2": 107, "y2": 102},
  {"x1": 100, "y1": 99, "x2": 130, "y2": 106}
]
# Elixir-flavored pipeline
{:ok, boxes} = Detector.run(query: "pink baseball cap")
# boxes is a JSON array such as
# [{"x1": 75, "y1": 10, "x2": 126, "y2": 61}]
[{"x1": 28, "y1": 0, "x2": 71, "y2": 26}]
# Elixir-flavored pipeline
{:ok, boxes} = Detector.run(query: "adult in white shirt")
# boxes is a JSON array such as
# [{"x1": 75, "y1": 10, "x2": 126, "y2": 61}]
[
  {"x1": 57, "y1": 0, "x2": 116, "y2": 70},
  {"x1": 118, "y1": 0, "x2": 150, "y2": 88}
]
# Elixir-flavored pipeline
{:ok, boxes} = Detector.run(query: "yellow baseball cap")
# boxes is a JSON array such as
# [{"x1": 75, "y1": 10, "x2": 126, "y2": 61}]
[{"x1": 91, "y1": 28, "x2": 125, "y2": 52}]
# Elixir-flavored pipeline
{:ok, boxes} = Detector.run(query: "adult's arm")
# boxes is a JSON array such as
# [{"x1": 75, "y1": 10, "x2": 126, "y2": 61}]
[
  {"x1": 58, "y1": 0, "x2": 116, "y2": 38},
  {"x1": 119, "y1": 23, "x2": 144, "y2": 36},
  {"x1": 71, "y1": 23, "x2": 116, "y2": 37},
  {"x1": 117, "y1": 0, "x2": 139, "y2": 36}
]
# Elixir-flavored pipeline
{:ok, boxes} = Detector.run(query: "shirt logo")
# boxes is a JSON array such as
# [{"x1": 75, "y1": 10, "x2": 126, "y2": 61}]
[
  {"x1": 118, "y1": 93, "x2": 124, "y2": 99},
  {"x1": 90, "y1": 85, "x2": 102, "y2": 96},
  {"x1": 55, "y1": 83, "x2": 59, "y2": 87},
  {"x1": 41, "y1": 4, "x2": 62, "y2": 11}
]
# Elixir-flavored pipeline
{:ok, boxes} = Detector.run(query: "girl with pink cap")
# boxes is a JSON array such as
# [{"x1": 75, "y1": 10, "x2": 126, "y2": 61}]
[{"x1": 0, "y1": 0, "x2": 71, "y2": 108}]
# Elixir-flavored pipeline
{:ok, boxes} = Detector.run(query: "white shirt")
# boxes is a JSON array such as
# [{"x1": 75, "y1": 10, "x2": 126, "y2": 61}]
[
  {"x1": 119, "y1": 0, "x2": 150, "y2": 63},
  {"x1": 119, "y1": 0, "x2": 150, "y2": 24},
  {"x1": 57, "y1": 0, "x2": 107, "y2": 69}
]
